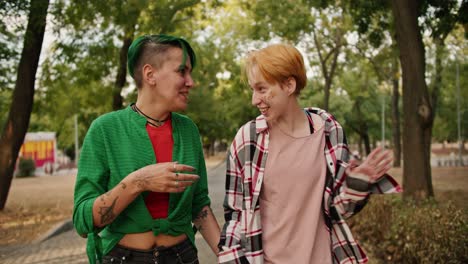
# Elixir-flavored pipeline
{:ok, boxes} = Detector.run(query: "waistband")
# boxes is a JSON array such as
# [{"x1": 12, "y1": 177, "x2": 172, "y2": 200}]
[{"x1": 108, "y1": 239, "x2": 194, "y2": 260}]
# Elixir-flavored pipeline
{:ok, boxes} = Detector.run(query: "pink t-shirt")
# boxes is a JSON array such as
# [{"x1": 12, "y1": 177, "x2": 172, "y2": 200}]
[{"x1": 260, "y1": 114, "x2": 332, "y2": 264}]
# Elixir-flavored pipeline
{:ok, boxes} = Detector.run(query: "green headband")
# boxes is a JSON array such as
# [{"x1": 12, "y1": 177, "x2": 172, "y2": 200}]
[{"x1": 127, "y1": 34, "x2": 196, "y2": 78}]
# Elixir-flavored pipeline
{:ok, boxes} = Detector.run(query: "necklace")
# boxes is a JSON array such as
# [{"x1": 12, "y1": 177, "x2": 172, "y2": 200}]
[{"x1": 131, "y1": 104, "x2": 170, "y2": 127}]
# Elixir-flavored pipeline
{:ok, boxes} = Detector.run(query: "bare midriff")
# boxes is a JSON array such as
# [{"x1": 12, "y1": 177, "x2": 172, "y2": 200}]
[{"x1": 118, "y1": 232, "x2": 188, "y2": 250}]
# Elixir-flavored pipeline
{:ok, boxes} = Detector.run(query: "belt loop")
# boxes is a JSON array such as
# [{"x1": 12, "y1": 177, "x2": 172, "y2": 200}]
[
  {"x1": 153, "y1": 248, "x2": 160, "y2": 264},
  {"x1": 120, "y1": 247, "x2": 131, "y2": 264}
]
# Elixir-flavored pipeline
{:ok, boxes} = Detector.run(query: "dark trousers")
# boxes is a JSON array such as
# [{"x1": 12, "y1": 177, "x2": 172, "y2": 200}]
[{"x1": 102, "y1": 239, "x2": 199, "y2": 264}]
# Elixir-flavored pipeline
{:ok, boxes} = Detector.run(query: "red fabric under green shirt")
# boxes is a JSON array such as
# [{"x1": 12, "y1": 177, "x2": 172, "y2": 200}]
[{"x1": 144, "y1": 119, "x2": 173, "y2": 219}]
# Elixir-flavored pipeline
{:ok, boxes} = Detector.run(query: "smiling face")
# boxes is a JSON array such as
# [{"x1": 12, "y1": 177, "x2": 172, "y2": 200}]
[
  {"x1": 248, "y1": 65, "x2": 292, "y2": 122},
  {"x1": 147, "y1": 47, "x2": 194, "y2": 111}
]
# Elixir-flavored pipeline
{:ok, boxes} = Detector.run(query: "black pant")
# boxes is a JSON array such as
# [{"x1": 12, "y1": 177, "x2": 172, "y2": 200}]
[{"x1": 102, "y1": 239, "x2": 199, "y2": 264}]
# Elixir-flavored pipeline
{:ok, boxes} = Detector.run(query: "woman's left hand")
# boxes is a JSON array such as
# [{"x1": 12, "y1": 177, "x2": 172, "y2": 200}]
[{"x1": 348, "y1": 147, "x2": 393, "y2": 183}]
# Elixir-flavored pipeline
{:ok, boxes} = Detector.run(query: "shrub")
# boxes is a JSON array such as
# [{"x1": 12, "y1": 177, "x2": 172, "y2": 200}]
[
  {"x1": 17, "y1": 157, "x2": 36, "y2": 177},
  {"x1": 348, "y1": 195, "x2": 468, "y2": 264}
]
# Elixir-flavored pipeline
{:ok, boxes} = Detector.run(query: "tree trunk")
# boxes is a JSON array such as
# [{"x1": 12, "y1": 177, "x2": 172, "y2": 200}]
[
  {"x1": 358, "y1": 137, "x2": 363, "y2": 157},
  {"x1": 312, "y1": 26, "x2": 342, "y2": 112},
  {"x1": 0, "y1": 0, "x2": 49, "y2": 210},
  {"x1": 350, "y1": 102, "x2": 371, "y2": 156},
  {"x1": 391, "y1": 55, "x2": 401, "y2": 167},
  {"x1": 391, "y1": 0, "x2": 434, "y2": 200},
  {"x1": 323, "y1": 78, "x2": 331, "y2": 111},
  {"x1": 362, "y1": 130, "x2": 371, "y2": 156},
  {"x1": 113, "y1": 27, "x2": 135, "y2": 110}
]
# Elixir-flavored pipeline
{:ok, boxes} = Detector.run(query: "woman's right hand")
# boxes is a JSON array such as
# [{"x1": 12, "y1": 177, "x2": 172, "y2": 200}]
[{"x1": 130, "y1": 162, "x2": 199, "y2": 193}]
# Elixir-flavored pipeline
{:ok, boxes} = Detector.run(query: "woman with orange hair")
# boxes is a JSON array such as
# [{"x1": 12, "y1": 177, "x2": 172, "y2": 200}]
[{"x1": 218, "y1": 44, "x2": 401, "y2": 264}]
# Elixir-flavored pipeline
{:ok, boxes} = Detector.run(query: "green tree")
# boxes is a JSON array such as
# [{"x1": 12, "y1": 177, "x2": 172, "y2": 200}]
[
  {"x1": 347, "y1": 0, "x2": 466, "y2": 200},
  {"x1": 353, "y1": 33, "x2": 403, "y2": 166},
  {"x1": 338, "y1": 57, "x2": 383, "y2": 156},
  {"x1": 432, "y1": 26, "x2": 468, "y2": 145},
  {"x1": 390, "y1": 0, "x2": 466, "y2": 199},
  {"x1": 0, "y1": 0, "x2": 49, "y2": 209},
  {"x1": 178, "y1": 1, "x2": 257, "y2": 151},
  {"x1": 0, "y1": 1, "x2": 28, "y2": 127}
]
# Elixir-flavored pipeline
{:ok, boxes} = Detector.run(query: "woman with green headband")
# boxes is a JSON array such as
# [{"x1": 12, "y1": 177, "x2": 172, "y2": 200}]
[{"x1": 73, "y1": 34, "x2": 220, "y2": 264}]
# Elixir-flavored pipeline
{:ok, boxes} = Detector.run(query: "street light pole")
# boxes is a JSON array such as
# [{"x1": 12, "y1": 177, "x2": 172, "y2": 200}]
[
  {"x1": 456, "y1": 62, "x2": 463, "y2": 166},
  {"x1": 74, "y1": 114, "x2": 79, "y2": 163},
  {"x1": 382, "y1": 94, "x2": 385, "y2": 149}
]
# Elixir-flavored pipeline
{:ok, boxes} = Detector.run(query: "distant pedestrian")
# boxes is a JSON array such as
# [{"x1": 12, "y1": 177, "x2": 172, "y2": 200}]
[
  {"x1": 218, "y1": 44, "x2": 401, "y2": 264},
  {"x1": 74, "y1": 34, "x2": 220, "y2": 264}
]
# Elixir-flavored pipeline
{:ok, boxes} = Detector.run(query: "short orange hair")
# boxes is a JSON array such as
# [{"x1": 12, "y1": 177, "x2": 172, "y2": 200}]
[{"x1": 244, "y1": 44, "x2": 307, "y2": 94}]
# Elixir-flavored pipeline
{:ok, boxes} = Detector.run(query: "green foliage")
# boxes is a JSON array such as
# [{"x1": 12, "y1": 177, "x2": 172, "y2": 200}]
[
  {"x1": 249, "y1": 0, "x2": 314, "y2": 41},
  {"x1": 185, "y1": 36, "x2": 257, "y2": 142},
  {"x1": 31, "y1": 41, "x2": 115, "y2": 150},
  {"x1": 333, "y1": 50, "x2": 389, "y2": 146},
  {"x1": 17, "y1": 157, "x2": 36, "y2": 177},
  {"x1": 178, "y1": 0, "x2": 258, "y2": 143},
  {"x1": 1, "y1": 0, "x2": 465, "y2": 156},
  {"x1": 347, "y1": 0, "x2": 391, "y2": 47},
  {"x1": 432, "y1": 57, "x2": 468, "y2": 142},
  {"x1": 0, "y1": 88, "x2": 12, "y2": 130},
  {"x1": 0, "y1": 0, "x2": 28, "y2": 89},
  {"x1": 32, "y1": 0, "x2": 204, "y2": 151},
  {"x1": 346, "y1": 0, "x2": 465, "y2": 46},
  {"x1": 349, "y1": 196, "x2": 468, "y2": 263},
  {"x1": 420, "y1": 0, "x2": 466, "y2": 40}
]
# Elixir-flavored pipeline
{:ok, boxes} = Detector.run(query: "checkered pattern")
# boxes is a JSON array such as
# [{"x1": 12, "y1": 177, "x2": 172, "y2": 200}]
[{"x1": 218, "y1": 108, "x2": 401, "y2": 264}]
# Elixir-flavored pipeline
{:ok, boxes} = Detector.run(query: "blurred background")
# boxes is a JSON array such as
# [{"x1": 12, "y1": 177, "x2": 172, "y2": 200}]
[{"x1": 0, "y1": 0, "x2": 467, "y2": 263}]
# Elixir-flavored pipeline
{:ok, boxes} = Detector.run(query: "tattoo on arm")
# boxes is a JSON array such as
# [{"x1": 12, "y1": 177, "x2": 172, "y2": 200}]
[
  {"x1": 132, "y1": 176, "x2": 150, "y2": 191},
  {"x1": 196, "y1": 208, "x2": 209, "y2": 220},
  {"x1": 194, "y1": 207, "x2": 212, "y2": 232},
  {"x1": 99, "y1": 197, "x2": 118, "y2": 225},
  {"x1": 97, "y1": 182, "x2": 127, "y2": 225},
  {"x1": 100, "y1": 189, "x2": 112, "y2": 204}
]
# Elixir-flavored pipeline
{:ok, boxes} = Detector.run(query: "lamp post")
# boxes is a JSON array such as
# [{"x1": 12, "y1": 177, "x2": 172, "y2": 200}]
[
  {"x1": 380, "y1": 83, "x2": 388, "y2": 149},
  {"x1": 456, "y1": 63, "x2": 467, "y2": 166},
  {"x1": 382, "y1": 94, "x2": 385, "y2": 149},
  {"x1": 74, "y1": 114, "x2": 79, "y2": 163},
  {"x1": 456, "y1": 62, "x2": 463, "y2": 166}
]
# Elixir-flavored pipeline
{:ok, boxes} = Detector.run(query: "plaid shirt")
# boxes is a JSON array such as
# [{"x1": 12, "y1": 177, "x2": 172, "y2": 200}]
[{"x1": 218, "y1": 107, "x2": 402, "y2": 264}]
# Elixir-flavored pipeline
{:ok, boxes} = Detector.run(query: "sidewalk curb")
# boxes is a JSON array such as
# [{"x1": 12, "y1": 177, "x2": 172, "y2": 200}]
[{"x1": 34, "y1": 218, "x2": 73, "y2": 243}]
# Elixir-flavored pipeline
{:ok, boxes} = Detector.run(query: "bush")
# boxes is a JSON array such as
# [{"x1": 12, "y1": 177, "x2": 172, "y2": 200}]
[
  {"x1": 348, "y1": 196, "x2": 468, "y2": 264},
  {"x1": 17, "y1": 157, "x2": 36, "y2": 177}
]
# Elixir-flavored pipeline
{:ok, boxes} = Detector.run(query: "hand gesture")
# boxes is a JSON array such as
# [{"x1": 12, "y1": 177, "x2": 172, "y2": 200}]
[
  {"x1": 131, "y1": 162, "x2": 199, "y2": 193},
  {"x1": 347, "y1": 147, "x2": 393, "y2": 183}
]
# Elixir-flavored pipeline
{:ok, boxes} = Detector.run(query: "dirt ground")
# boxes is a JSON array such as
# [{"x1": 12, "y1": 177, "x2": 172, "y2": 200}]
[
  {"x1": 0, "y1": 161, "x2": 466, "y2": 247},
  {"x1": 0, "y1": 173, "x2": 75, "y2": 246},
  {"x1": 388, "y1": 166, "x2": 468, "y2": 210}
]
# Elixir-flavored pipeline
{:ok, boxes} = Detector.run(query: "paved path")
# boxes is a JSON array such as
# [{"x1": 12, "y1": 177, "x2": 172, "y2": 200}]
[{"x1": 0, "y1": 162, "x2": 227, "y2": 264}]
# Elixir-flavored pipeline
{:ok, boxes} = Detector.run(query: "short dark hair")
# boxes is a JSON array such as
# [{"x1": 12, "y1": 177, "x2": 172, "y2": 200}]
[{"x1": 127, "y1": 34, "x2": 197, "y2": 88}]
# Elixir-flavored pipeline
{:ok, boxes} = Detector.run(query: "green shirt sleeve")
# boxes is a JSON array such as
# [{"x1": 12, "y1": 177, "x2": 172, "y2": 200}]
[
  {"x1": 73, "y1": 120, "x2": 109, "y2": 263},
  {"x1": 73, "y1": 119, "x2": 110, "y2": 234}
]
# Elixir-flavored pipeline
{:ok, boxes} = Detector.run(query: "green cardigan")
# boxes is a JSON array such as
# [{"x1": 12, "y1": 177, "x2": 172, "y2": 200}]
[{"x1": 73, "y1": 106, "x2": 210, "y2": 264}]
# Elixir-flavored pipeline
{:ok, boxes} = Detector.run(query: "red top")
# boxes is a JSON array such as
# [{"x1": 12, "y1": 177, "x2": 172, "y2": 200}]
[{"x1": 144, "y1": 119, "x2": 173, "y2": 219}]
